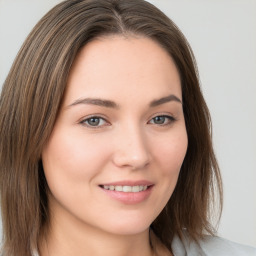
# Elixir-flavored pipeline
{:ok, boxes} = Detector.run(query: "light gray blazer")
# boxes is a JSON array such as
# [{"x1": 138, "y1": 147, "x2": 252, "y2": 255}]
[{"x1": 172, "y1": 235, "x2": 256, "y2": 256}]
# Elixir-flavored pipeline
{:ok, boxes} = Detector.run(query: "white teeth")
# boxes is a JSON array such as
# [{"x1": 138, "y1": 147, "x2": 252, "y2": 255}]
[
  {"x1": 123, "y1": 186, "x2": 132, "y2": 192},
  {"x1": 102, "y1": 185, "x2": 148, "y2": 192},
  {"x1": 115, "y1": 186, "x2": 123, "y2": 192},
  {"x1": 132, "y1": 186, "x2": 139, "y2": 192}
]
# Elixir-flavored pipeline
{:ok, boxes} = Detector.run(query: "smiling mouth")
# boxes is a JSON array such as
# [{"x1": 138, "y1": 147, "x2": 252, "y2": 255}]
[{"x1": 99, "y1": 185, "x2": 151, "y2": 193}]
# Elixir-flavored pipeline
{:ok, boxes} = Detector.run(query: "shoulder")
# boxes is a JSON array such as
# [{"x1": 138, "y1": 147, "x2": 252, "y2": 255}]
[
  {"x1": 199, "y1": 236, "x2": 256, "y2": 256},
  {"x1": 172, "y1": 234, "x2": 256, "y2": 256}
]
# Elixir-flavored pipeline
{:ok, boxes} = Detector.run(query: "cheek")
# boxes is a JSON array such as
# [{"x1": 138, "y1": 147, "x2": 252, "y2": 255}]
[
  {"x1": 147, "y1": 129, "x2": 187, "y2": 217},
  {"x1": 154, "y1": 130, "x2": 188, "y2": 177},
  {"x1": 41, "y1": 128, "x2": 110, "y2": 189}
]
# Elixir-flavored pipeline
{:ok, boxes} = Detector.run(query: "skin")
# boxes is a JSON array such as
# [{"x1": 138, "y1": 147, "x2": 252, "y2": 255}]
[{"x1": 41, "y1": 36, "x2": 188, "y2": 256}]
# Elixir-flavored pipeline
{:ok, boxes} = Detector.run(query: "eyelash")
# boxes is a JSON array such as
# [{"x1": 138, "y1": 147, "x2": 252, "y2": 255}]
[
  {"x1": 148, "y1": 115, "x2": 176, "y2": 126},
  {"x1": 80, "y1": 115, "x2": 109, "y2": 128},
  {"x1": 79, "y1": 114, "x2": 176, "y2": 128}
]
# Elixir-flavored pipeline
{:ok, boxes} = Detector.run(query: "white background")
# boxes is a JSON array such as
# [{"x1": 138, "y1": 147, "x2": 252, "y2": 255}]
[{"x1": 0, "y1": 0, "x2": 255, "y2": 247}]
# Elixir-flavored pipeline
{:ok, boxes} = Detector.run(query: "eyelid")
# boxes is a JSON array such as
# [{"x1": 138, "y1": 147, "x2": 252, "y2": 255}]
[
  {"x1": 78, "y1": 112, "x2": 177, "y2": 128},
  {"x1": 79, "y1": 115, "x2": 110, "y2": 128},
  {"x1": 148, "y1": 113, "x2": 177, "y2": 125}
]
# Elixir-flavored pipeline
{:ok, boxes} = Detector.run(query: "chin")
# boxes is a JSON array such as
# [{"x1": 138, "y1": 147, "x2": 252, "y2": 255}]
[
  {"x1": 97, "y1": 212, "x2": 155, "y2": 236},
  {"x1": 105, "y1": 224, "x2": 150, "y2": 236}
]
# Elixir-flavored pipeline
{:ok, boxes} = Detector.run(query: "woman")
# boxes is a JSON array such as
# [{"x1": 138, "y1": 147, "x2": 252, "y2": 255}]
[{"x1": 0, "y1": 0, "x2": 255, "y2": 255}]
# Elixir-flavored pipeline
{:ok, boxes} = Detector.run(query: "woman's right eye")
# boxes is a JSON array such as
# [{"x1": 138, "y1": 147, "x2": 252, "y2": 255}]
[{"x1": 80, "y1": 116, "x2": 108, "y2": 128}]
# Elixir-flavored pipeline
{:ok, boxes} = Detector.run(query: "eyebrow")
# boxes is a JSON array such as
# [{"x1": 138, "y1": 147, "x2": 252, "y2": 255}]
[
  {"x1": 67, "y1": 98, "x2": 119, "y2": 109},
  {"x1": 149, "y1": 94, "x2": 182, "y2": 107},
  {"x1": 67, "y1": 94, "x2": 182, "y2": 109}
]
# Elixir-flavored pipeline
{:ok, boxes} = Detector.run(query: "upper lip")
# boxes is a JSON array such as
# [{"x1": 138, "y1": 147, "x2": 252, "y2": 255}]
[{"x1": 99, "y1": 180, "x2": 154, "y2": 186}]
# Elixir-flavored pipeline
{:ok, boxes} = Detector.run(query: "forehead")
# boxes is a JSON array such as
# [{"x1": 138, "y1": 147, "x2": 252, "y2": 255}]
[{"x1": 64, "y1": 36, "x2": 181, "y2": 105}]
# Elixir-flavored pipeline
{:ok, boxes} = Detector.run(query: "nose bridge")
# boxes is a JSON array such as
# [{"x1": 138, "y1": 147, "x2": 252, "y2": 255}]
[{"x1": 112, "y1": 121, "x2": 150, "y2": 169}]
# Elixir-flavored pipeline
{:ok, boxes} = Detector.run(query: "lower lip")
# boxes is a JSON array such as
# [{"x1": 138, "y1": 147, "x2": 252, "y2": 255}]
[{"x1": 100, "y1": 186, "x2": 153, "y2": 205}]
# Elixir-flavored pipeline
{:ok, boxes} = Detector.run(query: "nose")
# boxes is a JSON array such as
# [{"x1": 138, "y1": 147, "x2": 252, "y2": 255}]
[{"x1": 112, "y1": 125, "x2": 150, "y2": 170}]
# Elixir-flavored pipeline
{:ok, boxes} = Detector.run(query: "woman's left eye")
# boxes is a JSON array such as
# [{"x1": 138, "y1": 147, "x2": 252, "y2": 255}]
[
  {"x1": 148, "y1": 115, "x2": 175, "y2": 125},
  {"x1": 80, "y1": 116, "x2": 107, "y2": 127}
]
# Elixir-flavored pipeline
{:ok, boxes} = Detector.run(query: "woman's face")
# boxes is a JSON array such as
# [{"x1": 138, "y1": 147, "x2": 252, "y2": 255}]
[{"x1": 42, "y1": 36, "x2": 188, "y2": 236}]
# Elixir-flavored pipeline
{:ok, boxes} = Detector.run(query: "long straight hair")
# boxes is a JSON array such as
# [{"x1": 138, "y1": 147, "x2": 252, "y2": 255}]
[{"x1": 0, "y1": 0, "x2": 222, "y2": 255}]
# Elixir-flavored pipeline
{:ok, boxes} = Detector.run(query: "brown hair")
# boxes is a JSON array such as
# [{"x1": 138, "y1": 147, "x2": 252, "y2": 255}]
[{"x1": 0, "y1": 0, "x2": 222, "y2": 255}]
